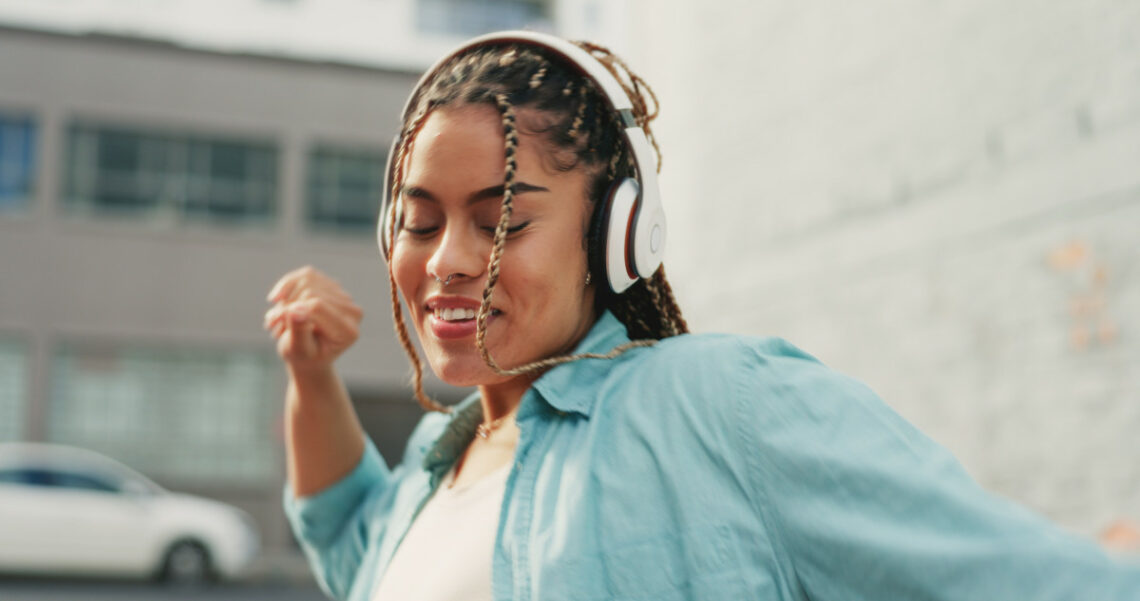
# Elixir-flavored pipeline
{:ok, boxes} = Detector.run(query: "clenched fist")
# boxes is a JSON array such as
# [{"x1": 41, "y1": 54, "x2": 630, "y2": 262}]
[{"x1": 264, "y1": 266, "x2": 364, "y2": 372}]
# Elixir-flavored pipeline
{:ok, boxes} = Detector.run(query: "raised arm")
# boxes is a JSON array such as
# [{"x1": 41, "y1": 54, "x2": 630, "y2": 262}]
[
  {"x1": 735, "y1": 338, "x2": 1140, "y2": 600},
  {"x1": 265, "y1": 266, "x2": 367, "y2": 497}
]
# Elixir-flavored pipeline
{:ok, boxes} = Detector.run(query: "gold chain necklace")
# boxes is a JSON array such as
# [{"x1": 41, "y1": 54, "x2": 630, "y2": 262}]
[{"x1": 475, "y1": 412, "x2": 514, "y2": 439}]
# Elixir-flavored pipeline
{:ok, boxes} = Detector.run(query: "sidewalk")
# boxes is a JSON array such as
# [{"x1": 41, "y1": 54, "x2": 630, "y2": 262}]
[{"x1": 241, "y1": 549, "x2": 314, "y2": 586}]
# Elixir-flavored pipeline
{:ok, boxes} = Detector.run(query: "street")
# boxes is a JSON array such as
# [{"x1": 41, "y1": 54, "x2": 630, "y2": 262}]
[{"x1": 0, "y1": 579, "x2": 327, "y2": 601}]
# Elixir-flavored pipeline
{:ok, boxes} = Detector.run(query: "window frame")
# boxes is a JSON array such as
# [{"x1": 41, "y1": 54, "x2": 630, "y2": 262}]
[
  {"x1": 305, "y1": 144, "x2": 388, "y2": 235},
  {"x1": 0, "y1": 111, "x2": 37, "y2": 214},
  {"x1": 63, "y1": 120, "x2": 280, "y2": 226}
]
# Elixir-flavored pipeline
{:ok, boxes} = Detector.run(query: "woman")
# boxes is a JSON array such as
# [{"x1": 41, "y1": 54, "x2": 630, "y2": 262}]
[{"x1": 265, "y1": 32, "x2": 1140, "y2": 601}]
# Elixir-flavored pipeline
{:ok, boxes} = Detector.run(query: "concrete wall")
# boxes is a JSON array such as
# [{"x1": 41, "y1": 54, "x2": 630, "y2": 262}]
[{"x1": 629, "y1": 1, "x2": 1140, "y2": 534}]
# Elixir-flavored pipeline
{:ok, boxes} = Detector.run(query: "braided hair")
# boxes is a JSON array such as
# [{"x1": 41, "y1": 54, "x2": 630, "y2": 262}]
[{"x1": 384, "y1": 41, "x2": 689, "y2": 412}]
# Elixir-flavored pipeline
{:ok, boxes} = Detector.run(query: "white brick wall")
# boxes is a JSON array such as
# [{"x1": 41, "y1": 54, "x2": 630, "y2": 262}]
[{"x1": 629, "y1": 0, "x2": 1140, "y2": 534}]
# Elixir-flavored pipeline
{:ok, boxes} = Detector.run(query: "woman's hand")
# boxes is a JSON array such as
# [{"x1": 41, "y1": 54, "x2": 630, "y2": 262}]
[
  {"x1": 264, "y1": 266, "x2": 364, "y2": 373},
  {"x1": 265, "y1": 267, "x2": 367, "y2": 497}
]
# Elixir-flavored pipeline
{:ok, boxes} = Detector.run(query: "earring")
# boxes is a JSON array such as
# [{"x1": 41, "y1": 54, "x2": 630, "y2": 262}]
[{"x1": 585, "y1": 271, "x2": 592, "y2": 286}]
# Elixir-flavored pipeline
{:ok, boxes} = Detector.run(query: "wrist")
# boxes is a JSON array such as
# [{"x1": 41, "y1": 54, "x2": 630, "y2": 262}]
[
  {"x1": 285, "y1": 363, "x2": 340, "y2": 409},
  {"x1": 287, "y1": 359, "x2": 336, "y2": 381}
]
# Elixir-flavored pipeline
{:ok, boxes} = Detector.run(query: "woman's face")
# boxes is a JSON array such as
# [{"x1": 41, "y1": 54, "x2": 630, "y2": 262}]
[{"x1": 391, "y1": 104, "x2": 597, "y2": 391}]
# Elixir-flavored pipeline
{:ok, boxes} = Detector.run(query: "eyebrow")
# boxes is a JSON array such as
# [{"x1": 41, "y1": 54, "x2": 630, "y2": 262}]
[{"x1": 401, "y1": 182, "x2": 550, "y2": 205}]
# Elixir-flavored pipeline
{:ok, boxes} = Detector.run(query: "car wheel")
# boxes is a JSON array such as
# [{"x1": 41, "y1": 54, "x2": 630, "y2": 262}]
[{"x1": 161, "y1": 540, "x2": 213, "y2": 585}]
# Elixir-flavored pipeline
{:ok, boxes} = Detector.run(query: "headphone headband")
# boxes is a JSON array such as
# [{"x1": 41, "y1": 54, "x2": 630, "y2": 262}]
[
  {"x1": 378, "y1": 30, "x2": 666, "y2": 293},
  {"x1": 399, "y1": 31, "x2": 636, "y2": 125}
]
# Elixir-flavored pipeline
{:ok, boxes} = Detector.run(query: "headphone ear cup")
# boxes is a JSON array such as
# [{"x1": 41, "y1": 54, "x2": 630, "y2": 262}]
[
  {"x1": 587, "y1": 184, "x2": 613, "y2": 288},
  {"x1": 378, "y1": 135, "x2": 401, "y2": 261},
  {"x1": 597, "y1": 177, "x2": 639, "y2": 294}
]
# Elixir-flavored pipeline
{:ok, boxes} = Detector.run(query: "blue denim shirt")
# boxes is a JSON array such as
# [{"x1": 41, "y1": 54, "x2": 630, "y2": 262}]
[{"x1": 285, "y1": 312, "x2": 1140, "y2": 600}]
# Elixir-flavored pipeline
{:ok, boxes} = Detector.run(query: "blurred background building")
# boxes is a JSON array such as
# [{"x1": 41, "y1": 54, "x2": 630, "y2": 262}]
[{"x1": 0, "y1": 0, "x2": 625, "y2": 560}]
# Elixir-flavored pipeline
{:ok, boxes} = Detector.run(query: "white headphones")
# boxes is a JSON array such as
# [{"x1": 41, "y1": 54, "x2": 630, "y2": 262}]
[{"x1": 377, "y1": 30, "x2": 666, "y2": 294}]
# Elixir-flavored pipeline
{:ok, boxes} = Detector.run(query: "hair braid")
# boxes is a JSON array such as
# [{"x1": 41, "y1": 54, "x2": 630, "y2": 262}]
[
  {"x1": 387, "y1": 106, "x2": 452, "y2": 414},
  {"x1": 653, "y1": 268, "x2": 689, "y2": 335},
  {"x1": 643, "y1": 272, "x2": 670, "y2": 332},
  {"x1": 567, "y1": 84, "x2": 589, "y2": 141},
  {"x1": 529, "y1": 65, "x2": 548, "y2": 89},
  {"x1": 574, "y1": 41, "x2": 662, "y2": 172},
  {"x1": 474, "y1": 94, "x2": 520, "y2": 375}
]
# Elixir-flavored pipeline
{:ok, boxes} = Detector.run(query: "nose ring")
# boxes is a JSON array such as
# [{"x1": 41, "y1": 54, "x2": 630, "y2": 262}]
[{"x1": 433, "y1": 274, "x2": 457, "y2": 286}]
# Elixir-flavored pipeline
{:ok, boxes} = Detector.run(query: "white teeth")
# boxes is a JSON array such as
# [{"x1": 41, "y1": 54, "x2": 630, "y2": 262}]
[{"x1": 435, "y1": 307, "x2": 477, "y2": 321}]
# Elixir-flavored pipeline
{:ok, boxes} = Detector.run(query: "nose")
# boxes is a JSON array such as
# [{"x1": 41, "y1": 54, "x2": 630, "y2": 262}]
[{"x1": 425, "y1": 223, "x2": 486, "y2": 284}]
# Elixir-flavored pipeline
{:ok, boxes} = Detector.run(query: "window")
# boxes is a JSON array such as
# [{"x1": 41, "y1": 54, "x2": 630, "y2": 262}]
[
  {"x1": 64, "y1": 123, "x2": 278, "y2": 224},
  {"x1": 417, "y1": 0, "x2": 553, "y2": 36},
  {"x1": 0, "y1": 339, "x2": 28, "y2": 441},
  {"x1": 50, "y1": 470, "x2": 120, "y2": 493},
  {"x1": 49, "y1": 343, "x2": 282, "y2": 486},
  {"x1": 0, "y1": 114, "x2": 36, "y2": 213},
  {"x1": 0, "y1": 468, "x2": 118, "y2": 493},
  {"x1": 306, "y1": 146, "x2": 386, "y2": 234},
  {"x1": 2, "y1": 468, "x2": 51, "y2": 486}
]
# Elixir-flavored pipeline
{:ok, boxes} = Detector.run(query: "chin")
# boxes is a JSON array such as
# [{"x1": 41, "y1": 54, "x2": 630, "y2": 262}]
[{"x1": 427, "y1": 353, "x2": 508, "y2": 388}]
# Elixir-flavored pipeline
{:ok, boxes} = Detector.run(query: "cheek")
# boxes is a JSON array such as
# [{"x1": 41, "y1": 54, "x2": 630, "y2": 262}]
[
  {"x1": 390, "y1": 245, "x2": 425, "y2": 307},
  {"x1": 501, "y1": 237, "x2": 588, "y2": 311}
]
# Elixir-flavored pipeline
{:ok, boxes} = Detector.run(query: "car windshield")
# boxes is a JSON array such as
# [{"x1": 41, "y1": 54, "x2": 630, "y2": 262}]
[{"x1": 0, "y1": 445, "x2": 167, "y2": 496}]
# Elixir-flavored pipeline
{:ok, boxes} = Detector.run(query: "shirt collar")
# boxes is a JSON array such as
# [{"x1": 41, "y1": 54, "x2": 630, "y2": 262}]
[
  {"x1": 420, "y1": 311, "x2": 631, "y2": 482},
  {"x1": 421, "y1": 394, "x2": 482, "y2": 486},
  {"x1": 529, "y1": 310, "x2": 631, "y2": 418}
]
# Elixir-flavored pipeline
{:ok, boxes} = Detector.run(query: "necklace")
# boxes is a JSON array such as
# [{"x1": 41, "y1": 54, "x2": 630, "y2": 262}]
[{"x1": 475, "y1": 413, "x2": 513, "y2": 439}]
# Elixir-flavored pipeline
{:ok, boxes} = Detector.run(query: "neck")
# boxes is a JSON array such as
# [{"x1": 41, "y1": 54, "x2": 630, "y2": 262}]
[{"x1": 477, "y1": 373, "x2": 538, "y2": 423}]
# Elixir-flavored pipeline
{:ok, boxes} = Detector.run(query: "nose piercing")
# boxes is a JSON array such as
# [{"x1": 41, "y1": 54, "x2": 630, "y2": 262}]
[{"x1": 433, "y1": 274, "x2": 457, "y2": 286}]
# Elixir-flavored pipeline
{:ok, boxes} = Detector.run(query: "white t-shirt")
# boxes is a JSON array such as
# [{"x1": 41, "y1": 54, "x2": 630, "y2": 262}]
[{"x1": 370, "y1": 462, "x2": 511, "y2": 601}]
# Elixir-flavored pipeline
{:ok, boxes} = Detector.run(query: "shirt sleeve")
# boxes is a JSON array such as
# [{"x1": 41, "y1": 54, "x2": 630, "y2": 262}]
[
  {"x1": 735, "y1": 338, "x2": 1140, "y2": 601},
  {"x1": 283, "y1": 437, "x2": 391, "y2": 600}
]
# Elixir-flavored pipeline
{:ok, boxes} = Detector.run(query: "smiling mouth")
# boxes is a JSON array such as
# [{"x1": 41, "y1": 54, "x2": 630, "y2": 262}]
[{"x1": 432, "y1": 307, "x2": 501, "y2": 322}]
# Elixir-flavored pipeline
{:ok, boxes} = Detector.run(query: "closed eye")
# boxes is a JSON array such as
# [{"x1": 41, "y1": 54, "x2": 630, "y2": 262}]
[
  {"x1": 482, "y1": 221, "x2": 530, "y2": 236},
  {"x1": 402, "y1": 225, "x2": 438, "y2": 236}
]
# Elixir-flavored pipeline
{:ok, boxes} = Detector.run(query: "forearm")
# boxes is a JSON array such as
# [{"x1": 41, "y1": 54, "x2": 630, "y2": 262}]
[{"x1": 285, "y1": 364, "x2": 367, "y2": 497}]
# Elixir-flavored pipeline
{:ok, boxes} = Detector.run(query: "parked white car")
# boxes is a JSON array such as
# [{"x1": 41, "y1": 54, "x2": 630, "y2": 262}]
[{"x1": 0, "y1": 443, "x2": 259, "y2": 583}]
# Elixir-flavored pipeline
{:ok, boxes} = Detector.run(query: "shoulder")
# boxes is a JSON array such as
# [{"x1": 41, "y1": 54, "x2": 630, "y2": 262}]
[
  {"x1": 645, "y1": 331, "x2": 821, "y2": 369},
  {"x1": 618, "y1": 331, "x2": 843, "y2": 401},
  {"x1": 607, "y1": 332, "x2": 901, "y2": 438}
]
